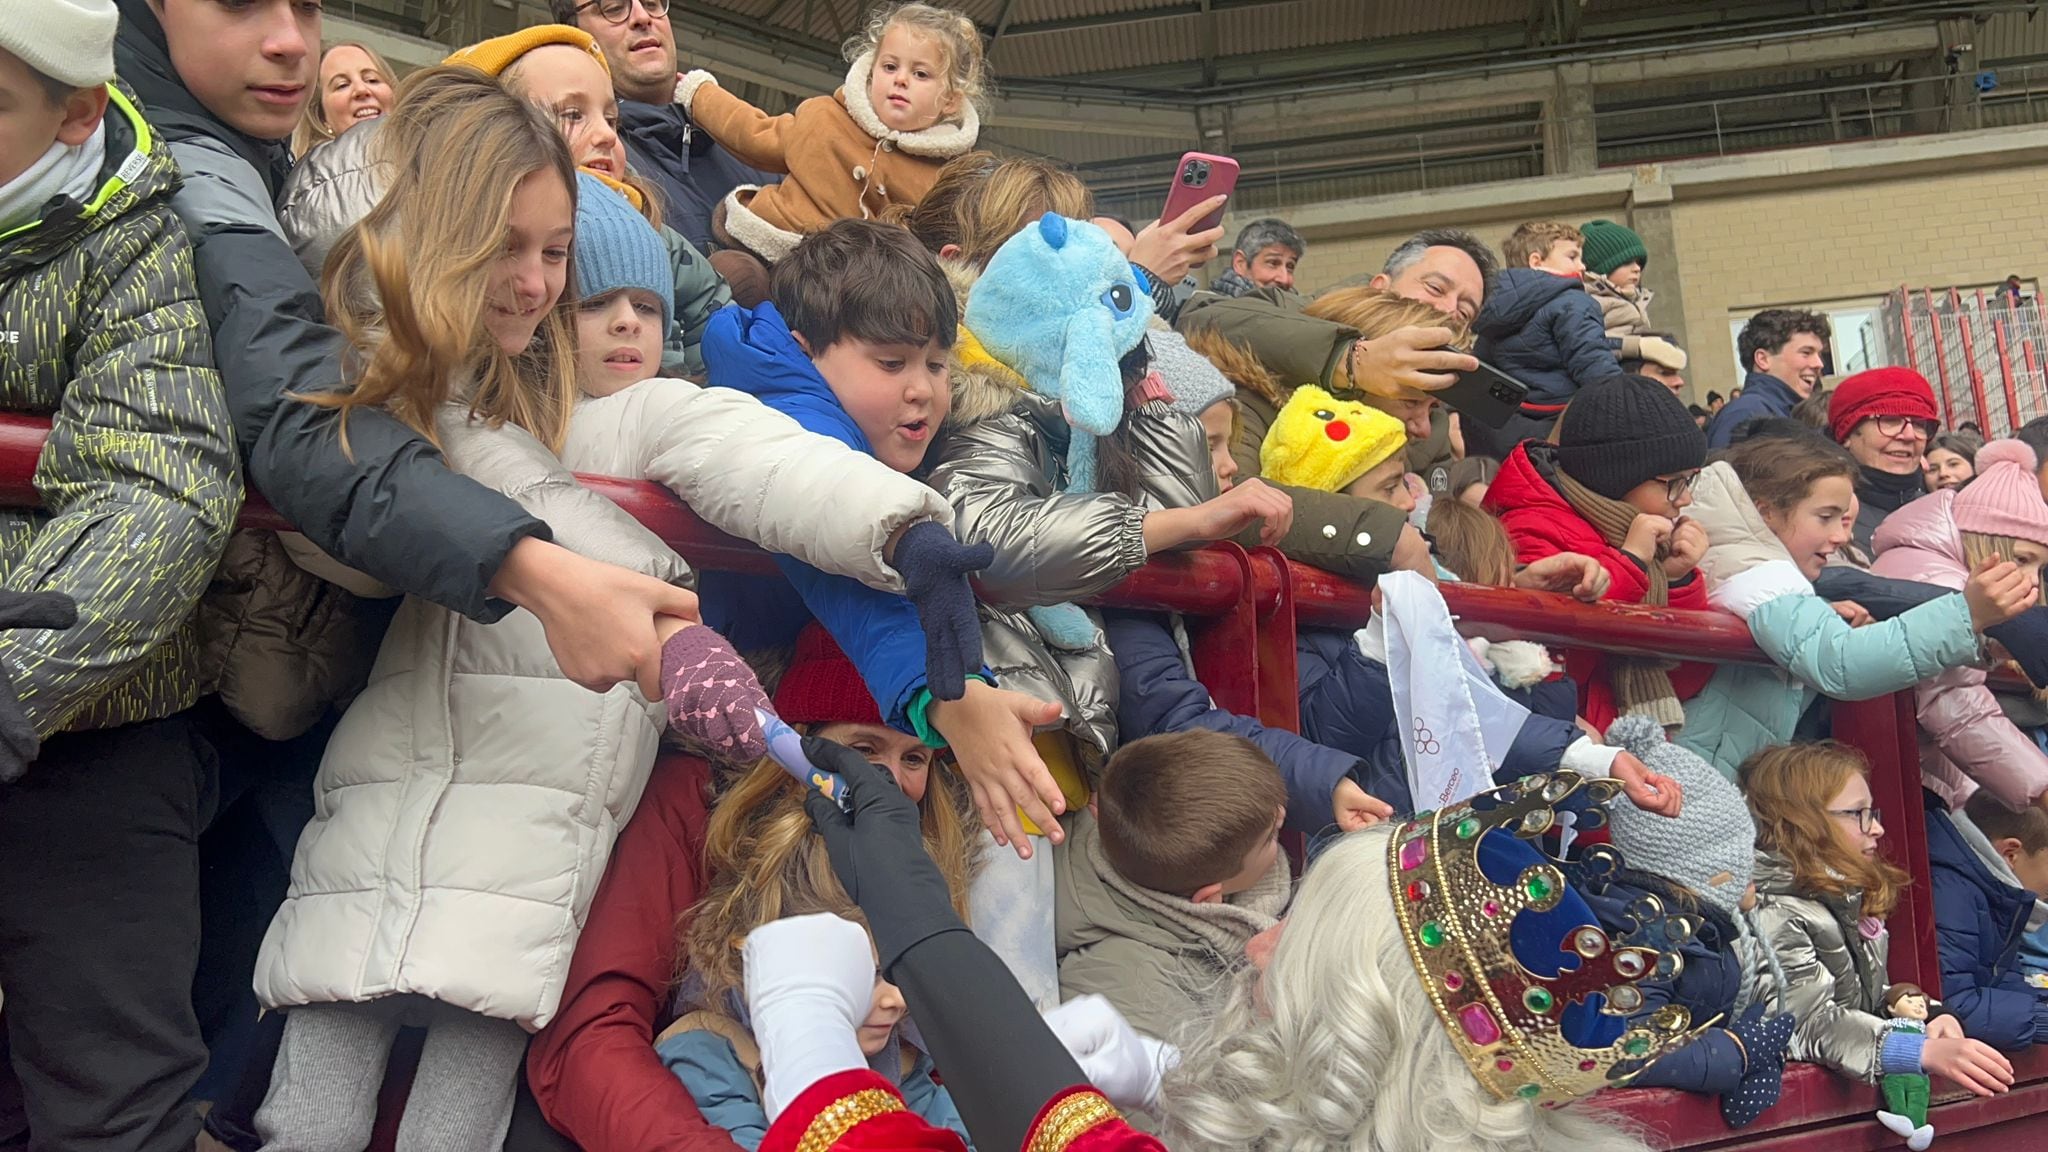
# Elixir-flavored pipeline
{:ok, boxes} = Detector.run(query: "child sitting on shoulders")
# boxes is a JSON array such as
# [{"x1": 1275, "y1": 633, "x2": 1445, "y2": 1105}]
[
  {"x1": 1469, "y1": 220, "x2": 1627, "y2": 451},
  {"x1": 678, "y1": 2, "x2": 985, "y2": 301},
  {"x1": 1053, "y1": 730, "x2": 1290, "y2": 1042}
]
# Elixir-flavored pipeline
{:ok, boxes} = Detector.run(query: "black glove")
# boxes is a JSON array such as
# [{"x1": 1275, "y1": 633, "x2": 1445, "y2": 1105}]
[
  {"x1": 1719, "y1": 1004, "x2": 1795, "y2": 1129},
  {"x1": 802, "y1": 735, "x2": 968, "y2": 972},
  {"x1": 891, "y1": 521, "x2": 993, "y2": 702},
  {"x1": 0, "y1": 590, "x2": 79, "y2": 784},
  {"x1": 803, "y1": 733, "x2": 1094, "y2": 1152}
]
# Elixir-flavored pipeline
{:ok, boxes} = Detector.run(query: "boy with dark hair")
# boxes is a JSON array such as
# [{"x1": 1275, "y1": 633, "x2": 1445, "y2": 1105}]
[
  {"x1": 0, "y1": 5, "x2": 241, "y2": 1148},
  {"x1": 1707, "y1": 308, "x2": 1832, "y2": 449},
  {"x1": 1469, "y1": 220, "x2": 1630, "y2": 453},
  {"x1": 699, "y1": 217, "x2": 1066, "y2": 852},
  {"x1": 1924, "y1": 790, "x2": 2048, "y2": 1050},
  {"x1": 1054, "y1": 730, "x2": 1291, "y2": 1039}
]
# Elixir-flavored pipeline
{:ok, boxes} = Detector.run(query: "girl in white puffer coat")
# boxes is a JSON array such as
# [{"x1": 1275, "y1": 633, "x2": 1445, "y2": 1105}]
[{"x1": 250, "y1": 69, "x2": 984, "y2": 1152}]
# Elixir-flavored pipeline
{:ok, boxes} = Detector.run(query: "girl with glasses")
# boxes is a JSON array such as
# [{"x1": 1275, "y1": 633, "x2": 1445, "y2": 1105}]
[
  {"x1": 1742, "y1": 741, "x2": 2015, "y2": 1100},
  {"x1": 1674, "y1": 432, "x2": 2035, "y2": 780}
]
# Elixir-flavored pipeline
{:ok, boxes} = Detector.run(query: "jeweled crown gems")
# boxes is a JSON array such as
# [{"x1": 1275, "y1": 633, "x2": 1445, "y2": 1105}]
[{"x1": 1390, "y1": 771, "x2": 1711, "y2": 1105}]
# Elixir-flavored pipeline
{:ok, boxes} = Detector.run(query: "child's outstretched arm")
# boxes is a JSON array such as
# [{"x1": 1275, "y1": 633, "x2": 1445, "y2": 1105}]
[{"x1": 674, "y1": 72, "x2": 799, "y2": 174}]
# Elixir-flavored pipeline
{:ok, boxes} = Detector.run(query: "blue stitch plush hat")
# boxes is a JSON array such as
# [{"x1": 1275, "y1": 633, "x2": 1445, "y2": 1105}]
[
  {"x1": 962, "y1": 214, "x2": 1154, "y2": 493},
  {"x1": 958, "y1": 215, "x2": 1153, "y2": 650}
]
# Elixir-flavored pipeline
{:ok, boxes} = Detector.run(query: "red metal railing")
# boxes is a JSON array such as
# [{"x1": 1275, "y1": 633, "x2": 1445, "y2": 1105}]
[{"x1": 0, "y1": 410, "x2": 2041, "y2": 1150}]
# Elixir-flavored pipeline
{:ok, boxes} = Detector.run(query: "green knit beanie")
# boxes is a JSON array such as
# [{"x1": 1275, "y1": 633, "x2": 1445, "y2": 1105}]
[{"x1": 1579, "y1": 219, "x2": 1648, "y2": 277}]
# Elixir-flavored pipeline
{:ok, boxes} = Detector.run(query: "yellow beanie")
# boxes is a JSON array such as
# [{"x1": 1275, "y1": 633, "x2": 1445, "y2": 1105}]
[
  {"x1": 443, "y1": 25, "x2": 609, "y2": 78},
  {"x1": 1260, "y1": 385, "x2": 1407, "y2": 493}
]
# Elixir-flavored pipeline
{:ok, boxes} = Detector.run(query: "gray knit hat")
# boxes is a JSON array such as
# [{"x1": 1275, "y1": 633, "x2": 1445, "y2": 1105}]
[
  {"x1": 1146, "y1": 328, "x2": 1235, "y2": 419},
  {"x1": 575, "y1": 172, "x2": 674, "y2": 336},
  {"x1": 1, "y1": 0, "x2": 117, "y2": 89},
  {"x1": 1604, "y1": 715, "x2": 1756, "y2": 921}
]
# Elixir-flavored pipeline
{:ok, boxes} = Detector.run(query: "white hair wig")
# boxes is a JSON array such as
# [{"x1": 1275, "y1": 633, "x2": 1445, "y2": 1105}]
[{"x1": 1158, "y1": 827, "x2": 1652, "y2": 1152}]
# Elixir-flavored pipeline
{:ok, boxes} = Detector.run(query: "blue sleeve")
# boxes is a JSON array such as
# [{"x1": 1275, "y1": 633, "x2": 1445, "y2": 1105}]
[
  {"x1": 1745, "y1": 591, "x2": 1978, "y2": 701},
  {"x1": 1811, "y1": 566, "x2": 1949, "y2": 621},
  {"x1": 1104, "y1": 611, "x2": 1356, "y2": 834},
  {"x1": 1879, "y1": 1027, "x2": 1926, "y2": 1076},
  {"x1": 655, "y1": 1031, "x2": 771, "y2": 1151},
  {"x1": 900, "y1": 1061, "x2": 976, "y2": 1151},
  {"x1": 1551, "y1": 294, "x2": 1624, "y2": 387},
  {"x1": 1500, "y1": 713, "x2": 1579, "y2": 780},
  {"x1": 1932, "y1": 872, "x2": 2041, "y2": 1050},
  {"x1": 1622, "y1": 1029, "x2": 1748, "y2": 1095},
  {"x1": 774, "y1": 553, "x2": 930, "y2": 734}
]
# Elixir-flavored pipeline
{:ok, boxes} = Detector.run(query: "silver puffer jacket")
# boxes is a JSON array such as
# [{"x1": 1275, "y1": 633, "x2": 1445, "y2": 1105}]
[
  {"x1": 921, "y1": 262, "x2": 1216, "y2": 772},
  {"x1": 1750, "y1": 850, "x2": 1895, "y2": 1082}
]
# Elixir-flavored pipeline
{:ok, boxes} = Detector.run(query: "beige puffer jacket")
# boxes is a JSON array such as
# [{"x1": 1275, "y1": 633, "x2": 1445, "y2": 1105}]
[
  {"x1": 920, "y1": 262, "x2": 1214, "y2": 769},
  {"x1": 256, "y1": 380, "x2": 954, "y2": 1029},
  {"x1": 1585, "y1": 271, "x2": 1655, "y2": 356},
  {"x1": 1750, "y1": 850, "x2": 1894, "y2": 1082}
]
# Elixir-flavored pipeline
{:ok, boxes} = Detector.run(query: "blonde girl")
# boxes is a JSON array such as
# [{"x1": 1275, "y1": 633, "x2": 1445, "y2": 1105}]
[
  {"x1": 676, "y1": 2, "x2": 987, "y2": 299},
  {"x1": 1742, "y1": 741, "x2": 2014, "y2": 1097}
]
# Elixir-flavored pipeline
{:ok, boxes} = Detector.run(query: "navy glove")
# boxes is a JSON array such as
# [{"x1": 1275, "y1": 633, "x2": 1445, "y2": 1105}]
[
  {"x1": 803, "y1": 736, "x2": 969, "y2": 974},
  {"x1": 892, "y1": 520, "x2": 993, "y2": 702},
  {"x1": 0, "y1": 590, "x2": 78, "y2": 784},
  {"x1": 1720, "y1": 1004, "x2": 1795, "y2": 1129}
]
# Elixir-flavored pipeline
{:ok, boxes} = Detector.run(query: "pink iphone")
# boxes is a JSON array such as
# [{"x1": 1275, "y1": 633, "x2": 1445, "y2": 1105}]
[{"x1": 1159, "y1": 152, "x2": 1238, "y2": 233}]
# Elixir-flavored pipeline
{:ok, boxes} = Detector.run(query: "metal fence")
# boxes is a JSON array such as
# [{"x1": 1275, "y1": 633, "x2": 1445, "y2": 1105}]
[{"x1": 1879, "y1": 286, "x2": 2048, "y2": 438}]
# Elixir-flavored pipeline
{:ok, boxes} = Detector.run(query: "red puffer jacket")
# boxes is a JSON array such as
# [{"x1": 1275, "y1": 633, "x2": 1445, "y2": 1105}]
[{"x1": 1483, "y1": 442, "x2": 1713, "y2": 728}]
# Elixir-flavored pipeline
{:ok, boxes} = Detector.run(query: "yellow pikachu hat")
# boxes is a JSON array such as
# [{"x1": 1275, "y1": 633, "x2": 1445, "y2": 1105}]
[{"x1": 1260, "y1": 385, "x2": 1407, "y2": 493}]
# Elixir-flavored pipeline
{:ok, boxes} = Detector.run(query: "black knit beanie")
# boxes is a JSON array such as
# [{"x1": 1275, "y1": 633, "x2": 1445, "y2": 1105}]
[{"x1": 1553, "y1": 375, "x2": 1708, "y2": 499}]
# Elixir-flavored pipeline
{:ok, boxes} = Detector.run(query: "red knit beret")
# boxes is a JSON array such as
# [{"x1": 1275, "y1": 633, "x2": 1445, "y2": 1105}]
[
  {"x1": 1828, "y1": 367, "x2": 1939, "y2": 444},
  {"x1": 772, "y1": 623, "x2": 883, "y2": 727}
]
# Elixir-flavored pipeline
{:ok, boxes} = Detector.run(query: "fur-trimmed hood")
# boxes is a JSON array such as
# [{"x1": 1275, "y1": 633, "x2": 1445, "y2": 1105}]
[
  {"x1": 941, "y1": 258, "x2": 1033, "y2": 428},
  {"x1": 839, "y1": 50, "x2": 981, "y2": 158}
]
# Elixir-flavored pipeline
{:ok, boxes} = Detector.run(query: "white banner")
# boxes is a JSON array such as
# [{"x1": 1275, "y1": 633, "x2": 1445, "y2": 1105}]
[{"x1": 1380, "y1": 571, "x2": 1532, "y2": 811}]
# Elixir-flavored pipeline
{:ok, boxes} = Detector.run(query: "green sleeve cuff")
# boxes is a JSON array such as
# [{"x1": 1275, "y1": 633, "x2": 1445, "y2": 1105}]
[{"x1": 908, "y1": 674, "x2": 993, "y2": 749}]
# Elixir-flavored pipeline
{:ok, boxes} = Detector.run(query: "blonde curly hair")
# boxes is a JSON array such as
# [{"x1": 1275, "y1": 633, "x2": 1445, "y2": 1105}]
[{"x1": 848, "y1": 2, "x2": 990, "y2": 114}]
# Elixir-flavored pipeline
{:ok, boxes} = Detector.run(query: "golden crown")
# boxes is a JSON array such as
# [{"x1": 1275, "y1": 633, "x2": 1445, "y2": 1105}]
[{"x1": 1389, "y1": 771, "x2": 1710, "y2": 1105}]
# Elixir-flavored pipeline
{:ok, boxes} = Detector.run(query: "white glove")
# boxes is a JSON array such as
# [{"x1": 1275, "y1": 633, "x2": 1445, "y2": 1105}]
[
  {"x1": 1636, "y1": 335, "x2": 1688, "y2": 371},
  {"x1": 744, "y1": 913, "x2": 875, "y2": 1121},
  {"x1": 1042, "y1": 994, "x2": 1180, "y2": 1114},
  {"x1": 674, "y1": 69, "x2": 720, "y2": 113}
]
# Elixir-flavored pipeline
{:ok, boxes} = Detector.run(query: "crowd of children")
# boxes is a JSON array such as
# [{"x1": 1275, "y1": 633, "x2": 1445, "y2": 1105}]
[{"x1": 5, "y1": 3, "x2": 2048, "y2": 1152}]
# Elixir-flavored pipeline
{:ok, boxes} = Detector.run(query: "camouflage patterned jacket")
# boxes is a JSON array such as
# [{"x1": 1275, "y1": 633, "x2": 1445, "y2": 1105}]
[{"x1": 0, "y1": 85, "x2": 239, "y2": 735}]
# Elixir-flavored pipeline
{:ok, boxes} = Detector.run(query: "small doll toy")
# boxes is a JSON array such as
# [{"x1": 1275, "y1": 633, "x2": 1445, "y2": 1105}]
[{"x1": 1878, "y1": 983, "x2": 1936, "y2": 1150}]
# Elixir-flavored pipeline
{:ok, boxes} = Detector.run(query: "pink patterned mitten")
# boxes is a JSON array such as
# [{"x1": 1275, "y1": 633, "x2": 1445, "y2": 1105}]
[{"x1": 660, "y1": 625, "x2": 770, "y2": 761}]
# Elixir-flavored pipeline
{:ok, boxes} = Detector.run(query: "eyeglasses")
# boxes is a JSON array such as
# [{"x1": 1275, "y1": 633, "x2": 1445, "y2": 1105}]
[
  {"x1": 1658, "y1": 470, "x2": 1700, "y2": 503},
  {"x1": 1828, "y1": 805, "x2": 1882, "y2": 832},
  {"x1": 1875, "y1": 415, "x2": 1937, "y2": 440},
  {"x1": 575, "y1": 0, "x2": 669, "y2": 24}
]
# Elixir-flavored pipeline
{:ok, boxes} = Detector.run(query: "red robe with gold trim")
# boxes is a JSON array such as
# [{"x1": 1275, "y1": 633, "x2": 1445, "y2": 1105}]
[{"x1": 760, "y1": 1070, "x2": 1167, "y2": 1152}]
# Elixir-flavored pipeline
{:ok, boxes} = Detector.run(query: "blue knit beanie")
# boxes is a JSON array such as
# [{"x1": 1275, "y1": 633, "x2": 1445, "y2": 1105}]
[{"x1": 574, "y1": 172, "x2": 674, "y2": 336}]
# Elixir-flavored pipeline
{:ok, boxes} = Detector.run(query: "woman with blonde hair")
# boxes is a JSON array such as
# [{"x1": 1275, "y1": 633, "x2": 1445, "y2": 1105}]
[
  {"x1": 1742, "y1": 741, "x2": 2014, "y2": 1098},
  {"x1": 292, "y1": 41, "x2": 395, "y2": 158}
]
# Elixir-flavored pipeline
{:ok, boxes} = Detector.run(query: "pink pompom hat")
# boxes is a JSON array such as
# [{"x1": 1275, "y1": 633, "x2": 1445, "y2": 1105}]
[{"x1": 1953, "y1": 439, "x2": 2048, "y2": 546}]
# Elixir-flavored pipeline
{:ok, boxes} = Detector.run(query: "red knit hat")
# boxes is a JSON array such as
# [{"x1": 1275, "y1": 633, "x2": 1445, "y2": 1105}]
[
  {"x1": 1828, "y1": 367, "x2": 1939, "y2": 444},
  {"x1": 772, "y1": 623, "x2": 883, "y2": 726}
]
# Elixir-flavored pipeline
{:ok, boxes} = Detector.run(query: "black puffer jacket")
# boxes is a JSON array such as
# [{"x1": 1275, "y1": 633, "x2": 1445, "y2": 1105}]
[{"x1": 115, "y1": 0, "x2": 548, "y2": 622}]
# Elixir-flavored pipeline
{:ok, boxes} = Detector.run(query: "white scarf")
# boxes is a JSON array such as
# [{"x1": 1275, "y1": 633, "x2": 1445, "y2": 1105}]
[{"x1": 0, "y1": 121, "x2": 106, "y2": 236}]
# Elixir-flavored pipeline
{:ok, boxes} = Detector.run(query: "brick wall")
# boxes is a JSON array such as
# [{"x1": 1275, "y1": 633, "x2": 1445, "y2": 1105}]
[{"x1": 1668, "y1": 166, "x2": 2048, "y2": 394}]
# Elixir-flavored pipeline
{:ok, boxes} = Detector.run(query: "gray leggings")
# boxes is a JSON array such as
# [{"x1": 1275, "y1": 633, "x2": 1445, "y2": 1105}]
[{"x1": 253, "y1": 998, "x2": 528, "y2": 1152}]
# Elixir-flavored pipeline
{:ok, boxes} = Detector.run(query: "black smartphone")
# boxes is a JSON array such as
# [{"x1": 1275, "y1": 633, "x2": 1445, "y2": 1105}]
[{"x1": 1436, "y1": 356, "x2": 1530, "y2": 429}]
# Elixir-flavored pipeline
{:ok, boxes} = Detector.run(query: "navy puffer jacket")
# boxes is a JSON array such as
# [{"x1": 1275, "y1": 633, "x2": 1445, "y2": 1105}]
[
  {"x1": 1472, "y1": 268, "x2": 1622, "y2": 406},
  {"x1": 1924, "y1": 791, "x2": 2046, "y2": 1050}
]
